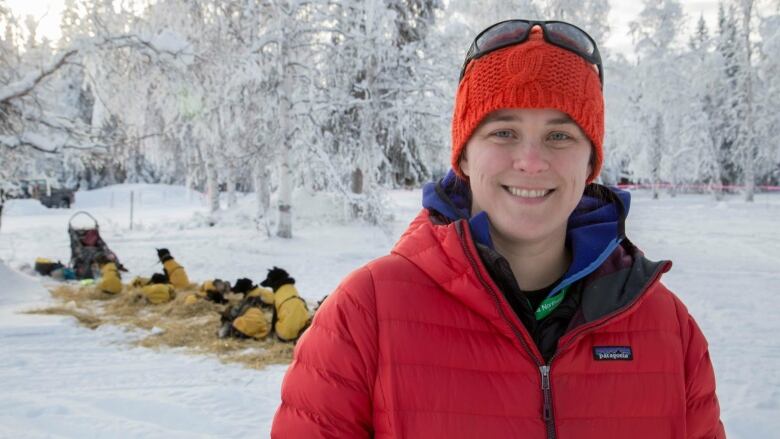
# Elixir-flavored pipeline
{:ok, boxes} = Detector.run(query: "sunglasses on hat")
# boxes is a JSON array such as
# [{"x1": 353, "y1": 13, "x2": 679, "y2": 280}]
[{"x1": 459, "y1": 19, "x2": 603, "y2": 88}]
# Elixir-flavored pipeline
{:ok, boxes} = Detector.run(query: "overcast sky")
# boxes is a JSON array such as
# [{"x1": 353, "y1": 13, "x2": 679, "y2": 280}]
[{"x1": 1, "y1": 0, "x2": 753, "y2": 55}]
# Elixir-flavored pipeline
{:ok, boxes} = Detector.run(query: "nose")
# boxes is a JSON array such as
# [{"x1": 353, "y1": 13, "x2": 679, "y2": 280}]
[{"x1": 512, "y1": 141, "x2": 549, "y2": 174}]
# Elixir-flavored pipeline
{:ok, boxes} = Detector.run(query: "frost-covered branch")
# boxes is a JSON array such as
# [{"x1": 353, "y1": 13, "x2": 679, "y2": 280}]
[
  {"x1": 0, "y1": 50, "x2": 78, "y2": 104},
  {"x1": 0, "y1": 131, "x2": 104, "y2": 153}
]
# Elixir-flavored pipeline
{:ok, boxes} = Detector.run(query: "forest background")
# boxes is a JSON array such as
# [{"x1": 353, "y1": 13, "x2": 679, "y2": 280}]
[{"x1": 2, "y1": 0, "x2": 779, "y2": 237}]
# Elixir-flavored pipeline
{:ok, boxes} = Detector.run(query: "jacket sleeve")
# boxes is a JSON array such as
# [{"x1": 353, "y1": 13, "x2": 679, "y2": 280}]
[
  {"x1": 271, "y1": 266, "x2": 378, "y2": 438},
  {"x1": 681, "y1": 310, "x2": 727, "y2": 439}
]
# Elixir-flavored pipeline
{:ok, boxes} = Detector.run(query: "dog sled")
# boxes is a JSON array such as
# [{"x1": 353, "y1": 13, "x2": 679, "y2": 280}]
[{"x1": 68, "y1": 211, "x2": 125, "y2": 279}]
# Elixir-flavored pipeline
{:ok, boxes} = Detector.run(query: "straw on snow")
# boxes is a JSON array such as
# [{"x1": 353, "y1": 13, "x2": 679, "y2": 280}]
[{"x1": 27, "y1": 283, "x2": 294, "y2": 369}]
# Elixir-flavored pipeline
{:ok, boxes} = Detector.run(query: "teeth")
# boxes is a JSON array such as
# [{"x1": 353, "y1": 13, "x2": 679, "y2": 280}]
[{"x1": 507, "y1": 187, "x2": 549, "y2": 198}]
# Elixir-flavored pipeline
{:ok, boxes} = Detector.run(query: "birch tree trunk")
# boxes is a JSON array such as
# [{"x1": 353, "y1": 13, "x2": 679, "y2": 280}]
[
  {"x1": 276, "y1": 3, "x2": 293, "y2": 238},
  {"x1": 351, "y1": 1, "x2": 379, "y2": 222},
  {"x1": 185, "y1": 170, "x2": 194, "y2": 193},
  {"x1": 740, "y1": 0, "x2": 755, "y2": 202},
  {"x1": 358, "y1": 57, "x2": 377, "y2": 222},
  {"x1": 651, "y1": 113, "x2": 664, "y2": 200},
  {"x1": 253, "y1": 160, "x2": 271, "y2": 235},
  {"x1": 185, "y1": 172, "x2": 194, "y2": 203},
  {"x1": 205, "y1": 154, "x2": 219, "y2": 214},
  {"x1": 226, "y1": 163, "x2": 237, "y2": 208},
  {"x1": 277, "y1": 138, "x2": 293, "y2": 238},
  {"x1": 710, "y1": 151, "x2": 724, "y2": 201}
]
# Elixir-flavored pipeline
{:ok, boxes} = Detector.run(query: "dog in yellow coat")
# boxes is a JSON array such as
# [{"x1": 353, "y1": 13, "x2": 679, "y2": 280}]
[
  {"x1": 218, "y1": 279, "x2": 274, "y2": 339},
  {"x1": 156, "y1": 248, "x2": 190, "y2": 289},
  {"x1": 97, "y1": 262, "x2": 123, "y2": 294},
  {"x1": 141, "y1": 283, "x2": 175, "y2": 304},
  {"x1": 260, "y1": 267, "x2": 311, "y2": 342}
]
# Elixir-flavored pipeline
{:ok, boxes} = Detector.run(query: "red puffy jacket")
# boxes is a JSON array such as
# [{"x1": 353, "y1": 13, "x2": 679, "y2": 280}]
[{"x1": 272, "y1": 210, "x2": 725, "y2": 438}]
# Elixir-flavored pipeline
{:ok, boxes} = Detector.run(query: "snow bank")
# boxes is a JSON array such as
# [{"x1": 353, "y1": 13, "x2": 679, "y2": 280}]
[
  {"x1": 0, "y1": 262, "x2": 49, "y2": 306},
  {"x1": 3, "y1": 199, "x2": 50, "y2": 216},
  {"x1": 199, "y1": 187, "x2": 348, "y2": 231},
  {"x1": 74, "y1": 184, "x2": 205, "y2": 210}
]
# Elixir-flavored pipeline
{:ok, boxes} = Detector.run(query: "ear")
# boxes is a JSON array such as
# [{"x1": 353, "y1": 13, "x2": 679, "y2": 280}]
[
  {"x1": 459, "y1": 149, "x2": 471, "y2": 177},
  {"x1": 586, "y1": 147, "x2": 594, "y2": 182}
]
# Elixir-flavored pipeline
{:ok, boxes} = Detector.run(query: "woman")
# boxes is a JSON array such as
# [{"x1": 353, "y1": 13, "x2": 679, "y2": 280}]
[{"x1": 272, "y1": 19, "x2": 726, "y2": 438}]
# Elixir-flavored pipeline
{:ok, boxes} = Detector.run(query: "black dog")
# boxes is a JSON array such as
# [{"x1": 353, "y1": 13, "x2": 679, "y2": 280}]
[
  {"x1": 203, "y1": 278, "x2": 230, "y2": 304},
  {"x1": 260, "y1": 267, "x2": 295, "y2": 292},
  {"x1": 206, "y1": 290, "x2": 228, "y2": 305},
  {"x1": 150, "y1": 272, "x2": 169, "y2": 284},
  {"x1": 156, "y1": 248, "x2": 173, "y2": 263},
  {"x1": 231, "y1": 277, "x2": 255, "y2": 295}
]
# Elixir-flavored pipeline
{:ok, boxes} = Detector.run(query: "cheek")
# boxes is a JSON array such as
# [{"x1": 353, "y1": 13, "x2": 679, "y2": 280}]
[
  {"x1": 471, "y1": 149, "x2": 505, "y2": 176},
  {"x1": 469, "y1": 170, "x2": 492, "y2": 200},
  {"x1": 567, "y1": 172, "x2": 585, "y2": 195},
  {"x1": 571, "y1": 156, "x2": 591, "y2": 193},
  {"x1": 471, "y1": 158, "x2": 501, "y2": 193},
  {"x1": 562, "y1": 148, "x2": 593, "y2": 182},
  {"x1": 562, "y1": 173, "x2": 586, "y2": 215},
  {"x1": 553, "y1": 149, "x2": 590, "y2": 199},
  {"x1": 465, "y1": 154, "x2": 498, "y2": 212}
]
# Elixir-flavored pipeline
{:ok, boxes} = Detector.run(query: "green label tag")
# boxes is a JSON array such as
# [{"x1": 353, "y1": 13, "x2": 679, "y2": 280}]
[{"x1": 534, "y1": 286, "x2": 569, "y2": 320}]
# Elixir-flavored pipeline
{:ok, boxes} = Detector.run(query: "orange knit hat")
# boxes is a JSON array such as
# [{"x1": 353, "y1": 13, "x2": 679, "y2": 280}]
[{"x1": 451, "y1": 27, "x2": 604, "y2": 183}]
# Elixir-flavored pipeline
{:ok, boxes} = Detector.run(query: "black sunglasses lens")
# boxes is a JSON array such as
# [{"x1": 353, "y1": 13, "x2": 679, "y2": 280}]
[
  {"x1": 544, "y1": 22, "x2": 596, "y2": 58},
  {"x1": 461, "y1": 20, "x2": 602, "y2": 85},
  {"x1": 474, "y1": 20, "x2": 532, "y2": 55},
  {"x1": 464, "y1": 40, "x2": 478, "y2": 62}
]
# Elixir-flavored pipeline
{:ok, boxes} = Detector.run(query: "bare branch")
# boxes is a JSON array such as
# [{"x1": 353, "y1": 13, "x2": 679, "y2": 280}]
[
  {"x1": 0, "y1": 50, "x2": 78, "y2": 104},
  {"x1": 0, "y1": 132, "x2": 105, "y2": 154}
]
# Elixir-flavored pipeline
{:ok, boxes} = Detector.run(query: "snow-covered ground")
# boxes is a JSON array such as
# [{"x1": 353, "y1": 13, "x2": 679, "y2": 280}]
[{"x1": 0, "y1": 184, "x2": 778, "y2": 438}]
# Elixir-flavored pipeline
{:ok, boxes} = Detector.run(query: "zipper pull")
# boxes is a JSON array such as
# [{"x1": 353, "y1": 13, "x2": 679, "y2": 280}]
[
  {"x1": 540, "y1": 365, "x2": 550, "y2": 390},
  {"x1": 540, "y1": 365, "x2": 552, "y2": 421}
]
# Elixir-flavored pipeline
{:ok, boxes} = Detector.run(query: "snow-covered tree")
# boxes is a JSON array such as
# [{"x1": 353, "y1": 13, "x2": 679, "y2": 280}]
[
  {"x1": 757, "y1": 12, "x2": 780, "y2": 185},
  {"x1": 0, "y1": 33, "x2": 96, "y2": 172},
  {"x1": 543, "y1": 0, "x2": 611, "y2": 44},
  {"x1": 733, "y1": 0, "x2": 759, "y2": 201},
  {"x1": 627, "y1": 0, "x2": 686, "y2": 198},
  {"x1": 5, "y1": 0, "x2": 780, "y2": 234},
  {"x1": 448, "y1": 0, "x2": 540, "y2": 36}
]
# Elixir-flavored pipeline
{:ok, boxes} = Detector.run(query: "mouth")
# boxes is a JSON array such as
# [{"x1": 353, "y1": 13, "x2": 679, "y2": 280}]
[{"x1": 503, "y1": 186, "x2": 555, "y2": 199}]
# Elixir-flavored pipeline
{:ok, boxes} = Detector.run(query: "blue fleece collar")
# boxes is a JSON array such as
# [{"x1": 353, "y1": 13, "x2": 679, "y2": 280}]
[{"x1": 422, "y1": 170, "x2": 631, "y2": 298}]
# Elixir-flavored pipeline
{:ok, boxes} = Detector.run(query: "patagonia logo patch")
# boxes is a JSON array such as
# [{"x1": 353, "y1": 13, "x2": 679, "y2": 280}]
[{"x1": 593, "y1": 346, "x2": 633, "y2": 361}]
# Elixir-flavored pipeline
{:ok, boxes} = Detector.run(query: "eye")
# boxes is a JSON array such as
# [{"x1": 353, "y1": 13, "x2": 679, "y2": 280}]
[
  {"x1": 548, "y1": 131, "x2": 571, "y2": 141},
  {"x1": 491, "y1": 129, "x2": 514, "y2": 139}
]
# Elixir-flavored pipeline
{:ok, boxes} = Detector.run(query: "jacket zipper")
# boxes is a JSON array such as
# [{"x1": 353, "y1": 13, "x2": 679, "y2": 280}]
[
  {"x1": 540, "y1": 364, "x2": 554, "y2": 439},
  {"x1": 456, "y1": 222, "x2": 555, "y2": 437},
  {"x1": 456, "y1": 220, "x2": 671, "y2": 439}
]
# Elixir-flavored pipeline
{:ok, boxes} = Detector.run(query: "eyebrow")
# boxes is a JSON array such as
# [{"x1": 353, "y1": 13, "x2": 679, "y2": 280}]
[
  {"x1": 546, "y1": 116, "x2": 575, "y2": 125},
  {"x1": 480, "y1": 112, "x2": 519, "y2": 124},
  {"x1": 480, "y1": 112, "x2": 576, "y2": 126}
]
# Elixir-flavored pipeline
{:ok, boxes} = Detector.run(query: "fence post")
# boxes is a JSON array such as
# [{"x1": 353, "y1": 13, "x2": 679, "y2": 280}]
[{"x1": 130, "y1": 191, "x2": 134, "y2": 231}]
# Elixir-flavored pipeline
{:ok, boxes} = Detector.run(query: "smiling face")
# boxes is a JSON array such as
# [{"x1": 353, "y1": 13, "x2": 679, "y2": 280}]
[{"x1": 459, "y1": 108, "x2": 592, "y2": 248}]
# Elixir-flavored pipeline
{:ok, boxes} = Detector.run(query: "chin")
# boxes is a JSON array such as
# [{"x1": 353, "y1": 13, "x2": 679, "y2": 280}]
[{"x1": 492, "y1": 219, "x2": 557, "y2": 245}]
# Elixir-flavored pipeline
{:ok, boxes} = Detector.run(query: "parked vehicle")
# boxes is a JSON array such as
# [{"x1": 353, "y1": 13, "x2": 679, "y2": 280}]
[{"x1": 8, "y1": 178, "x2": 75, "y2": 208}]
